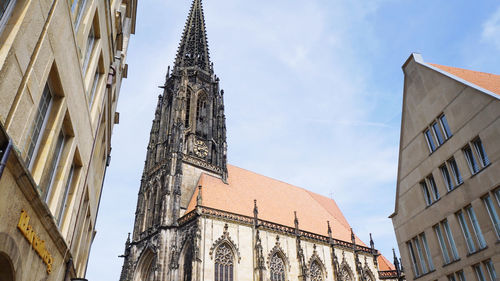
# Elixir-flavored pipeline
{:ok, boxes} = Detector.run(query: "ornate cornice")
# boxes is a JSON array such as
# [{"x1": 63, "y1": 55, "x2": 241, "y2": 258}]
[{"x1": 182, "y1": 153, "x2": 223, "y2": 175}]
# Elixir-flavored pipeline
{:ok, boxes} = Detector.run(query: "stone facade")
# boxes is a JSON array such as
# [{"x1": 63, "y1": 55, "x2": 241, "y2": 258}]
[
  {"x1": 0, "y1": 0, "x2": 137, "y2": 280},
  {"x1": 391, "y1": 54, "x2": 500, "y2": 281}
]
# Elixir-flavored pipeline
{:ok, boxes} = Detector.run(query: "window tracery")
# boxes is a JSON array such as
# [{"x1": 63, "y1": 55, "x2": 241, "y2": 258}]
[
  {"x1": 310, "y1": 260, "x2": 323, "y2": 281},
  {"x1": 270, "y1": 253, "x2": 285, "y2": 281},
  {"x1": 214, "y1": 243, "x2": 234, "y2": 281},
  {"x1": 340, "y1": 266, "x2": 352, "y2": 281}
]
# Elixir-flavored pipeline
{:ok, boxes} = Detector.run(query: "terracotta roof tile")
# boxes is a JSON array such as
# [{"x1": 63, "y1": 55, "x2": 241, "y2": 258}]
[
  {"x1": 187, "y1": 165, "x2": 366, "y2": 245},
  {"x1": 429, "y1": 63, "x2": 500, "y2": 96},
  {"x1": 377, "y1": 255, "x2": 396, "y2": 271}
]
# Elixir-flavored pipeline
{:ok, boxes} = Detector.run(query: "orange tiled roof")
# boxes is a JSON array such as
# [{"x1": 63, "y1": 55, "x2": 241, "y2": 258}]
[
  {"x1": 377, "y1": 254, "x2": 396, "y2": 271},
  {"x1": 186, "y1": 164, "x2": 366, "y2": 245},
  {"x1": 429, "y1": 63, "x2": 500, "y2": 96}
]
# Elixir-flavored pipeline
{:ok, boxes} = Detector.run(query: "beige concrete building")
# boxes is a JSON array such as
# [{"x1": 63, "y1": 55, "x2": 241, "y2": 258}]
[
  {"x1": 0, "y1": 0, "x2": 137, "y2": 280},
  {"x1": 391, "y1": 53, "x2": 500, "y2": 281}
]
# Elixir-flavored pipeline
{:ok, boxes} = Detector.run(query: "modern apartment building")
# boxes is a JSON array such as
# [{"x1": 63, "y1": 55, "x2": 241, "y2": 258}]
[
  {"x1": 0, "y1": 0, "x2": 136, "y2": 280},
  {"x1": 391, "y1": 53, "x2": 500, "y2": 281}
]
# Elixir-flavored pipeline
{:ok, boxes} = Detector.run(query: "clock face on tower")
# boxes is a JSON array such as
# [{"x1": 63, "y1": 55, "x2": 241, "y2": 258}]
[{"x1": 194, "y1": 139, "x2": 208, "y2": 158}]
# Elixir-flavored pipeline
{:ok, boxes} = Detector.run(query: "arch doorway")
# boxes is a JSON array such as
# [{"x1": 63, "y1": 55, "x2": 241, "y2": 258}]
[{"x1": 0, "y1": 252, "x2": 15, "y2": 281}]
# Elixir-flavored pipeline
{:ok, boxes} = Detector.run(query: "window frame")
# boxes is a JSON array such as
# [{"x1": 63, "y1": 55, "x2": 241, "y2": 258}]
[
  {"x1": 448, "y1": 158, "x2": 463, "y2": 186},
  {"x1": 423, "y1": 113, "x2": 452, "y2": 153},
  {"x1": 482, "y1": 194, "x2": 500, "y2": 240},
  {"x1": 466, "y1": 206, "x2": 487, "y2": 249},
  {"x1": 0, "y1": 0, "x2": 16, "y2": 34}
]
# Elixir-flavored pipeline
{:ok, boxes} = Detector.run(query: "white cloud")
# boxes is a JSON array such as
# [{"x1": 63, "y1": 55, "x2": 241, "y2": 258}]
[{"x1": 482, "y1": 6, "x2": 500, "y2": 50}]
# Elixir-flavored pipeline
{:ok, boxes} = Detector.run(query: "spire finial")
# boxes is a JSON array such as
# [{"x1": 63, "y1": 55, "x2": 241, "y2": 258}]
[
  {"x1": 327, "y1": 221, "x2": 332, "y2": 238},
  {"x1": 370, "y1": 233, "x2": 374, "y2": 249},
  {"x1": 196, "y1": 185, "x2": 202, "y2": 206},
  {"x1": 351, "y1": 228, "x2": 356, "y2": 245},
  {"x1": 174, "y1": 0, "x2": 211, "y2": 72}
]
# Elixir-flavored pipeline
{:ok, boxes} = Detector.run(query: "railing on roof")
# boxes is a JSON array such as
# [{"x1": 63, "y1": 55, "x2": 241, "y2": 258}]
[{"x1": 179, "y1": 206, "x2": 376, "y2": 254}]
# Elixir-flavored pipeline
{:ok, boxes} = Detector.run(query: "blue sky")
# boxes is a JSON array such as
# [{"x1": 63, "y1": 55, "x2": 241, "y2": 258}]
[{"x1": 86, "y1": 1, "x2": 500, "y2": 279}]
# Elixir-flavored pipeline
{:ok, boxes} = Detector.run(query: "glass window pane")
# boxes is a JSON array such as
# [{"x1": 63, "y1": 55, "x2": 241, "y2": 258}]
[
  {"x1": 0, "y1": 0, "x2": 12, "y2": 20},
  {"x1": 432, "y1": 122, "x2": 444, "y2": 145},
  {"x1": 457, "y1": 211, "x2": 476, "y2": 253},
  {"x1": 474, "y1": 265, "x2": 487, "y2": 281},
  {"x1": 425, "y1": 129, "x2": 436, "y2": 152},
  {"x1": 483, "y1": 195, "x2": 500, "y2": 239},
  {"x1": 420, "y1": 233, "x2": 434, "y2": 271},
  {"x1": 473, "y1": 138, "x2": 490, "y2": 167},
  {"x1": 464, "y1": 146, "x2": 479, "y2": 174},
  {"x1": 457, "y1": 271, "x2": 466, "y2": 281},
  {"x1": 26, "y1": 84, "x2": 53, "y2": 165},
  {"x1": 89, "y1": 71, "x2": 99, "y2": 108},
  {"x1": 466, "y1": 207, "x2": 487, "y2": 249},
  {"x1": 449, "y1": 158, "x2": 463, "y2": 185},
  {"x1": 57, "y1": 164, "x2": 74, "y2": 226},
  {"x1": 427, "y1": 175, "x2": 440, "y2": 200},
  {"x1": 440, "y1": 115, "x2": 452, "y2": 139},
  {"x1": 443, "y1": 220, "x2": 459, "y2": 260},
  {"x1": 434, "y1": 225, "x2": 450, "y2": 264},
  {"x1": 43, "y1": 131, "x2": 65, "y2": 201},
  {"x1": 441, "y1": 165, "x2": 454, "y2": 191},
  {"x1": 421, "y1": 181, "x2": 432, "y2": 206},
  {"x1": 83, "y1": 25, "x2": 95, "y2": 73},
  {"x1": 407, "y1": 241, "x2": 420, "y2": 277},
  {"x1": 485, "y1": 260, "x2": 497, "y2": 281},
  {"x1": 414, "y1": 237, "x2": 428, "y2": 274}
]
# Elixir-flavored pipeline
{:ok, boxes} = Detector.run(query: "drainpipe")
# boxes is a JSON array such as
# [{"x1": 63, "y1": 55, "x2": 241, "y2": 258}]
[{"x1": 0, "y1": 139, "x2": 13, "y2": 180}]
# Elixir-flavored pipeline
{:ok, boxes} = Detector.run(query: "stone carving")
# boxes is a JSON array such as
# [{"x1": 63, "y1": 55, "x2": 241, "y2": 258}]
[{"x1": 209, "y1": 223, "x2": 241, "y2": 262}]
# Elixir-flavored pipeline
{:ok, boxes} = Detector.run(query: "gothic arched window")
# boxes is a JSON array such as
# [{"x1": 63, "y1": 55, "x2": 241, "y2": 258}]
[
  {"x1": 363, "y1": 270, "x2": 374, "y2": 281},
  {"x1": 310, "y1": 260, "x2": 323, "y2": 281},
  {"x1": 183, "y1": 243, "x2": 193, "y2": 281},
  {"x1": 270, "y1": 253, "x2": 285, "y2": 281},
  {"x1": 196, "y1": 94, "x2": 208, "y2": 137},
  {"x1": 214, "y1": 243, "x2": 234, "y2": 281},
  {"x1": 185, "y1": 91, "x2": 191, "y2": 128},
  {"x1": 340, "y1": 266, "x2": 352, "y2": 281}
]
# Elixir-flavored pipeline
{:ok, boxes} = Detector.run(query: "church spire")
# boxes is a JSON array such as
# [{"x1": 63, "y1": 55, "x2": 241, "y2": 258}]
[{"x1": 174, "y1": 0, "x2": 211, "y2": 73}]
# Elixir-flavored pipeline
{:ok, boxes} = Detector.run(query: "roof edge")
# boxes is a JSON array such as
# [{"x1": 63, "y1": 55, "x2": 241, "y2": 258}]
[{"x1": 412, "y1": 54, "x2": 500, "y2": 101}]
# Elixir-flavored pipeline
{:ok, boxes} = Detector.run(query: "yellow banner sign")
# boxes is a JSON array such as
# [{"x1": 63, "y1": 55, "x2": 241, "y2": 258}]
[{"x1": 17, "y1": 210, "x2": 53, "y2": 274}]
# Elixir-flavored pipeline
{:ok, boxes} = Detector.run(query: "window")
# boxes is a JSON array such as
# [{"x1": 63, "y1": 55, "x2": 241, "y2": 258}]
[
  {"x1": 457, "y1": 206, "x2": 486, "y2": 254},
  {"x1": 26, "y1": 84, "x2": 53, "y2": 166},
  {"x1": 420, "y1": 233, "x2": 434, "y2": 271},
  {"x1": 484, "y1": 260, "x2": 497, "y2": 281},
  {"x1": 421, "y1": 175, "x2": 440, "y2": 206},
  {"x1": 432, "y1": 121, "x2": 444, "y2": 145},
  {"x1": 41, "y1": 130, "x2": 66, "y2": 202},
  {"x1": 434, "y1": 224, "x2": 451, "y2": 264},
  {"x1": 434, "y1": 220, "x2": 459, "y2": 265},
  {"x1": 483, "y1": 194, "x2": 500, "y2": 239},
  {"x1": 443, "y1": 220, "x2": 460, "y2": 261},
  {"x1": 425, "y1": 129, "x2": 437, "y2": 152},
  {"x1": 466, "y1": 206, "x2": 487, "y2": 249},
  {"x1": 340, "y1": 266, "x2": 352, "y2": 281},
  {"x1": 448, "y1": 274, "x2": 457, "y2": 281},
  {"x1": 310, "y1": 260, "x2": 323, "y2": 281},
  {"x1": 270, "y1": 253, "x2": 285, "y2": 281},
  {"x1": 407, "y1": 233, "x2": 433, "y2": 277},
  {"x1": 214, "y1": 243, "x2": 234, "y2": 281},
  {"x1": 473, "y1": 138, "x2": 489, "y2": 167},
  {"x1": 88, "y1": 70, "x2": 100, "y2": 108},
  {"x1": 407, "y1": 241, "x2": 420, "y2": 277},
  {"x1": 56, "y1": 164, "x2": 75, "y2": 226},
  {"x1": 448, "y1": 158, "x2": 463, "y2": 186},
  {"x1": 474, "y1": 264, "x2": 487, "y2": 281},
  {"x1": 441, "y1": 164, "x2": 454, "y2": 191},
  {"x1": 439, "y1": 115, "x2": 452, "y2": 139},
  {"x1": 457, "y1": 210, "x2": 475, "y2": 253},
  {"x1": 456, "y1": 271, "x2": 466, "y2": 281},
  {"x1": 72, "y1": 0, "x2": 87, "y2": 28},
  {"x1": 0, "y1": 0, "x2": 15, "y2": 33},
  {"x1": 83, "y1": 25, "x2": 96, "y2": 73},
  {"x1": 424, "y1": 114, "x2": 452, "y2": 153},
  {"x1": 183, "y1": 243, "x2": 193, "y2": 281},
  {"x1": 463, "y1": 145, "x2": 480, "y2": 174}
]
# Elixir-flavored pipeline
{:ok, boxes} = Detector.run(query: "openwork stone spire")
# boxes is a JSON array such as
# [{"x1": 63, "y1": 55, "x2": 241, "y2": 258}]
[{"x1": 174, "y1": 0, "x2": 211, "y2": 72}]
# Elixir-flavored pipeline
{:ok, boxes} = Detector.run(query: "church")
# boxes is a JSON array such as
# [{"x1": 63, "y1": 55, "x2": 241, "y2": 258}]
[{"x1": 118, "y1": 0, "x2": 400, "y2": 280}]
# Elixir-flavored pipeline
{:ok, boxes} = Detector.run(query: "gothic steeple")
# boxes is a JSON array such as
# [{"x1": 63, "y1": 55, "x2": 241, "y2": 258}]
[{"x1": 174, "y1": 0, "x2": 211, "y2": 73}]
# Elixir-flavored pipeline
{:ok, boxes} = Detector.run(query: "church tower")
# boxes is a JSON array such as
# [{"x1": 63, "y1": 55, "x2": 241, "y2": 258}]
[{"x1": 119, "y1": 0, "x2": 227, "y2": 280}]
